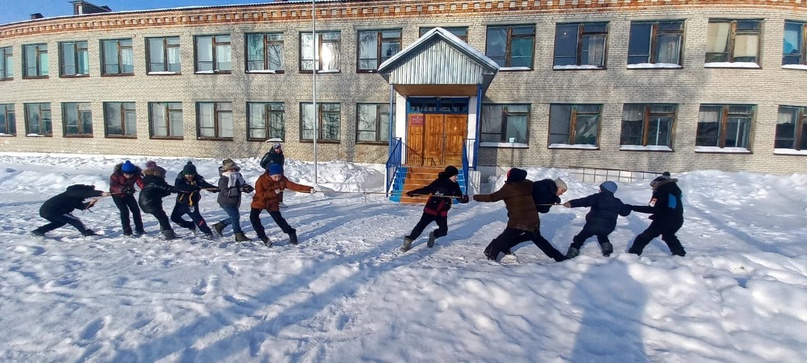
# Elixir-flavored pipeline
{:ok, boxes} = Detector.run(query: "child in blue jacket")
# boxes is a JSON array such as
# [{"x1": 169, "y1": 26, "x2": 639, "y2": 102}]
[{"x1": 562, "y1": 181, "x2": 631, "y2": 258}]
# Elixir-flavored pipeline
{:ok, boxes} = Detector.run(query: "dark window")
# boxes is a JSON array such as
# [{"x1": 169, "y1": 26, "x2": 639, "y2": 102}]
[
  {"x1": 0, "y1": 104, "x2": 16, "y2": 135},
  {"x1": 696, "y1": 104, "x2": 754, "y2": 149},
  {"x1": 195, "y1": 35, "x2": 232, "y2": 73},
  {"x1": 775, "y1": 106, "x2": 807, "y2": 150},
  {"x1": 301, "y1": 102, "x2": 340, "y2": 141},
  {"x1": 300, "y1": 31, "x2": 340, "y2": 72},
  {"x1": 549, "y1": 104, "x2": 602, "y2": 145},
  {"x1": 62, "y1": 102, "x2": 93, "y2": 137},
  {"x1": 706, "y1": 19, "x2": 761, "y2": 63},
  {"x1": 104, "y1": 102, "x2": 137, "y2": 137},
  {"x1": 480, "y1": 104, "x2": 530, "y2": 144},
  {"x1": 147, "y1": 37, "x2": 181, "y2": 73},
  {"x1": 419, "y1": 27, "x2": 469, "y2": 43},
  {"x1": 554, "y1": 23, "x2": 609, "y2": 68},
  {"x1": 627, "y1": 21, "x2": 684, "y2": 65},
  {"x1": 23, "y1": 43, "x2": 48, "y2": 78},
  {"x1": 197, "y1": 102, "x2": 233, "y2": 139},
  {"x1": 24, "y1": 102, "x2": 52, "y2": 136},
  {"x1": 356, "y1": 103, "x2": 392, "y2": 143},
  {"x1": 783, "y1": 21, "x2": 807, "y2": 66},
  {"x1": 101, "y1": 39, "x2": 134, "y2": 75},
  {"x1": 358, "y1": 29, "x2": 402, "y2": 71},
  {"x1": 246, "y1": 33, "x2": 284, "y2": 72},
  {"x1": 1, "y1": 47, "x2": 14, "y2": 80},
  {"x1": 149, "y1": 102, "x2": 183, "y2": 138},
  {"x1": 485, "y1": 25, "x2": 535, "y2": 68},
  {"x1": 620, "y1": 104, "x2": 677, "y2": 147},
  {"x1": 247, "y1": 102, "x2": 285, "y2": 141}
]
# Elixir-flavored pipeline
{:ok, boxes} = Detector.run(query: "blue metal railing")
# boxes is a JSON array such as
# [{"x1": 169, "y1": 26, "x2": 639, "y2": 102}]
[
  {"x1": 461, "y1": 141, "x2": 470, "y2": 193},
  {"x1": 385, "y1": 137, "x2": 403, "y2": 196}
]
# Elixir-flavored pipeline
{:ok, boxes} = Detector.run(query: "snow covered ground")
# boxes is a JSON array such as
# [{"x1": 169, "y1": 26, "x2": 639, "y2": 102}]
[{"x1": 0, "y1": 152, "x2": 805, "y2": 362}]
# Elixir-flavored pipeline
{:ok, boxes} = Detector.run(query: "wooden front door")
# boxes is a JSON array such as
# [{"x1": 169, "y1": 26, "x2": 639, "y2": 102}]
[{"x1": 406, "y1": 113, "x2": 467, "y2": 166}]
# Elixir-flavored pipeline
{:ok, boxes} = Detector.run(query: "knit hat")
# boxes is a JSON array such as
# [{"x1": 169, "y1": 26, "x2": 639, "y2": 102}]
[
  {"x1": 443, "y1": 165, "x2": 459, "y2": 178},
  {"x1": 268, "y1": 164, "x2": 283, "y2": 176},
  {"x1": 222, "y1": 159, "x2": 237, "y2": 171},
  {"x1": 145, "y1": 161, "x2": 166, "y2": 178},
  {"x1": 600, "y1": 181, "x2": 617, "y2": 193},
  {"x1": 554, "y1": 178, "x2": 568, "y2": 191},
  {"x1": 650, "y1": 172, "x2": 673, "y2": 188},
  {"x1": 121, "y1": 160, "x2": 137, "y2": 173},
  {"x1": 272, "y1": 143, "x2": 282, "y2": 150},
  {"x1": 182, "y1": 161, "x2": 197, "y2": 175},
  {"x1": 506, "y1": 168, "x2": 527, "y2": 183}
]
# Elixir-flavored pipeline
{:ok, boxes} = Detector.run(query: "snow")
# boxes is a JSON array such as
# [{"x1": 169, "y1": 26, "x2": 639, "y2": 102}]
[
  {"x1": 694, "y1": 146, "x2": 752, "y2": 154},
  {"x1": 627, "y1": 63, "x2": 683, "y2": 69},
  {"x1": 1, "y1": 152, "x2": 806, "y2": 362},
  {"x1": 704, "y1": 62, "x2": 761, "y2": 69}
]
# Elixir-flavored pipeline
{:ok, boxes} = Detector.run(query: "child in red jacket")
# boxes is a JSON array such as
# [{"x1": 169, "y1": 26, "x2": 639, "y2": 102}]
[{"x1": 110, "y1": 160, "x2": 145, "y2": 236}]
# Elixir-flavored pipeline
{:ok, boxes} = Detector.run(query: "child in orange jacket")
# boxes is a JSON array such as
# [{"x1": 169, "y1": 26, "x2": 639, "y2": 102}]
[{"x1": 249, "y1": 164, "x2": 316, "y2": 246}]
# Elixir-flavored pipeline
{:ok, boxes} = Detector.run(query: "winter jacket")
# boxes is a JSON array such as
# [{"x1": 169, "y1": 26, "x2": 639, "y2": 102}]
[
  {"x1": 217, "y1": 170, "x2": 251, "y2": 208},
  {"x1": 174, "y1": 174, "x2": 217, "y2": 207},
  {"x1": 532, "y1": 179, "x2": 562, "y2": 213},
  {"x1": 631, "y1": 178, "x2": 684, "y2": 224},
  {"x1": 408, "y1": 172, "x2": 468, "y2": 217},
  {"x1": 250, "y1": 173, "x2": 312, "y2": 212},
  {"x1": 473, "y1": 169, "x2": 538, "y2": 232},
  {"x1": 39, "y1": 184, "x2": 104, "y2": 218},
  {"x1": 567, "y1": 190, "x2": 632, "y2": 235},
  {"x1": 138, "y1": 174, "x2": 176, "y2": 213},
  {"x1": 109, "y1": 163, "x2": 145, "y2": 196},
  {"x1": 259, "y1": 148, "x2": 285, "y2": 170}
]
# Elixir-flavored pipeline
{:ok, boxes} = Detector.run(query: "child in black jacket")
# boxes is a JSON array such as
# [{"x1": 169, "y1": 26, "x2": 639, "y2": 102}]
[
  {"x1": 627, "y1": 172, "x2": 686, "y2": 256},
  {"x1": 138, "y1": 164, "x2": 179, "y2": 240},
  {"x1": 170, "y1": 161, "x2": 217, "y2": 238},
  {"x1": 401, "y1": 166, "x2": 469, "y2": 252},
  {"x1": 563, "y1": 181, "x2": 631, "y2": 258},
  {"x1": 32, "y1": 184, "x2": 109, "y2": 237}
]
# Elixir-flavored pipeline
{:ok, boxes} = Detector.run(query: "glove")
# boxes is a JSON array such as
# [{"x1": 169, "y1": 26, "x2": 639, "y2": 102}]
[
  {"x1": 563, "y1": 202, "x2": 571, "y2": 208},
  {"x1": 309, "y1": 188, "x2": 316, "y2": 194},
  {"x1": 122, "y1": 186, "x2": 135, "y2": 195},
  {"x1": 472, "y1": 195, "x2": 482, "y2": 202},
  {"x1": 554, "y1": 196, "x2": 561, "y2": 204},
  {"x1": 241, "y1": 185, "x2": 254, "y2": 193},
  {"x1": 274, "y1": 189, "x2": 282, "y2": 194},
  {"x1": 405, "y1": 191, "x2": 415, "y2": 197},
  {"x1": 459, "y1": 195, "x2": 469, "y2": 203}
]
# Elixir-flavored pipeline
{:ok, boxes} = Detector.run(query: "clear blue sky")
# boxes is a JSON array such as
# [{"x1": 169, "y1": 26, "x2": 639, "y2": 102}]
[{"x1": 0, "y1": 0, "x2": 273, "y2": 25}]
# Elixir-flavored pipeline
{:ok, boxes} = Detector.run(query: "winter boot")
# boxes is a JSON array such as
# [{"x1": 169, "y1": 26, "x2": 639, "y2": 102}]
[
  {"x1": 31, "y1": 229, "x2": 45, "y2": 237},
  {"x1": 427, "y1": 231, "x2": 436, "y2": 248},
  {"x1": 600, "y1": 242, "x2": 613, "y2": 257},
  {"x1": 204, "y1": 232, "x2": 215, "y2": 239},
  {"x1": 162, "y1": 229, "x2": 178, "y2": 240},
  {"x1": 401, "y1": 237, "x2": 414, "y2": 252},
  {"x1": 213, "y1": 222, "x2": 226, "y2": 237},
  {"x1": 288, "y1": 230, "x2": 298, "y2": 245},
  {"x1": 134, "y1": 228, "x2": 145, "y2": 237},
  {"x1": 123, "y1": 227, "x2": 133, "y2": 236},
  {"x1": 260, "y1": 236, "x2": 273, "y2": 247},
  {"x1": 234, "y1": 232, "x2": 250, "y2": 242},
  {"x1": 565, "y1": 246, "x2": 580, "y2": 259},
  {"x1": 82, "y1": 229, "x2": 97, "y2": 237}
]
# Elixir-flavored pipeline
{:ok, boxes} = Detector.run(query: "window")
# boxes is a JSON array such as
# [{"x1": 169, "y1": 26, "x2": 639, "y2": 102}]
[
  {"x1": 247, "y1": 102, "x2": 284, "y2": 141},
  {"x1": 783, "y1": 21, "x2": 807, "y2": 66},
  {"x1": 485, "y1": 25, "x2": 535, "y2": 68},
  {"x1": 775, "y1": 106, "x2": 807, "y2": 150},
  {"x1": 104, "y1": 102, "x2": 136, "y2": 137},
  {"x1": 358, "y1": 29, "x2": 402, "y2": 72},
  {"x1": 246, "y1": 33, "x2": 284, "y2": 73},
  {"x1": 419, "y1": 27, "x2": 469, "y2": 43},
  {"x1": 480, "y1": 104, "x2": 530, "y2": 144},
  {"x1": 300, "y1": 31, "x2": 340, "y2": 72},
  {"x1": 0, "y1": 47, "x2": 12, "y2": 80},
  {"x1": 195, "y1": 35, "x2": 232, "y2": 73},
  {"x1": 696, "y1": 105, "x2": 754, "y2": 149},
  {"x1": 620, "y1": 104, "x2": 677, "y2": 148},
  {"x1": 197, "y1": 102, "x2": 233, "y2": 139},
  {"x1": 101, "y1": 38, "x2": 134, "y2": 75},
  {"x1": 59, "y1": 41, "x2": 89, "y2": 77},
  {"x1": 149, "y1": 102, "x2": 183, "y2": 138},
  {"x1": 0, "y1": 104, "x2": 15, "y2": 135},
  {"x1": 356, "y1": 103, "x2": 392, "y2": 143},
  {"x1": 705, "y1": 19, "x2": 761, "y2": 64},
  {"x1": 549, "y1": 104, "x2": 602, "y2": 146},
  {"x1": 23, "y1": 43, "x2": 48, "y2": 78},
  {"x1": 24, "y1": 103, "x2": 52, "y2": 136},
  {"x1": 301, "y1": 103, "x2": 340, "y2": 141},
  {"x1": 62, "y1": 102, "x2": 93, "y2": 137},
  {"x1": 554, "y1": 23, "x2": 609, "y2": 68},
  {"x1": 627, "y1": 21, "x2": 684, "y2": 66},
  {"x1": 147, "y1": 36, "x2": 181, "y2": 74}
]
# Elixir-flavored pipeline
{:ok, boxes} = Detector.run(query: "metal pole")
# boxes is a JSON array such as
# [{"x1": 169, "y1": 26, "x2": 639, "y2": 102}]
[{"x1": 312, "y1": 0, "x2": 318, "y2": 185}]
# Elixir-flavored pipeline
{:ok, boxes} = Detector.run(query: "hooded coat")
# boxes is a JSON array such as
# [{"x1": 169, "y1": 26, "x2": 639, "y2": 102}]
[
  {"x1": 532, "y1": 179, "x2": 561, "y2": 213},
  {"x1": 109, "y1": 163, "x2": 145, "y2": 196},
  {"x1": 138, "y1": 170, "x2": 177, "y2": 213},
  {"x1": 567, "y1": 189, "x2": 632, "y2": 235},
  {"x1": 259, "y1": 147, "x2": 285, "y2": 170},
  {"x1": 408, "y1": 171, "x2": 467, "y2": 217},
  {"x1": 217, "y1": 168, "x2": 250, "y2": 208},
  {"x1": 631, "y1": 178, "x2": 684, "y2": 224},
  {"x1": 472, "y1": 168, "x2": 538, "y2": 232},
  {"x1": 40, "y1": 185, "x2": 104, "y2": 218},
  {"x1": 250, "y1": 173, "x2": 312, "y2": 212},
  {"x1": 174, "y1": 174, "x2": 217, "y2": 207}
]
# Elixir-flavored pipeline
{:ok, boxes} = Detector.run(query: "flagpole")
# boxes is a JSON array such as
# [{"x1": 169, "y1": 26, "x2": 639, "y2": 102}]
[{"x1": 312, "y1": 0, "x2": 319, "y2": 185}]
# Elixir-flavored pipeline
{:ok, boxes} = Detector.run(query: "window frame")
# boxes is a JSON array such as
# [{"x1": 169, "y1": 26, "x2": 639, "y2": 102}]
[
  {"x1": 783, "y1": 20, "x2": 807, "y2": 67},
  {"x1": 695, "y1": 104, "x2": 755, "y2": 151},
  {"x1": 548, "y1": 104, "x2": 603, "y2": 147},
  {"x1": 419, "y1": 27, "x2": 469, "y2": 43},
  {"x1": 247, "y1": 102, "x2": 285, "y2": 141},
  {"x1": 627, "y1": 20, "x2": 684, "y2": 67},
  {"x1": 22, "y1": 43, "x2": 48, "y2": 79},
  {"x1": 479, "y1": 104, "x2": 531, "y2": 146},
  {"x1": 1, "y1": 47, "x2": 13, "y2": 80},
  {"x1": 485, "y1": 24, "x2": 536, "y2": 69},
  {"x1": 553, "y1": 22, "x2": 609, "y2": 69},
  {"x1": 775, "y1": 105, "x2": 807, "y2": 151},
  {"x1": 619, "y1": 103, "x2": 677, "y2": 149},
  {"x1": 148, "y1": 102, "x2": 184, "y2": 139},
  {"x1": 62, "y1": 102, "x2": 93, "y2": 138},
  {"x1": 146, "y1": 36, "x2": 182, "y2": 74},
  {"x1": 0, "y1": 104, "x2": 16, "y2": 136},
  {"x1": 705, "y1": 19, "x2": 762, "y2": 65},
  {"x1": 59, "y1": 41, "x2": 90, "y2": 78},
  {"x1": 300, "y1": 102, "x2": 341, "y2": 142},
  {"x1": 24, "y1": 102, "x2": 52, "y2": 137},
  {"x1": 194, "y1": 35, "x2": 232, "y2": 74},
  {"x1": 196, "y1": 102, "x2": 233, "y2": 140},
  {"x1": 356, "y1": 103, "x2": 392, "y2": 144},
  {"x1": 101, "y1": 38, "x2": 134, "y2": 76},
  {"x1": 246, "y1": 32, "x2": 285, "y2": 74},
  {"x1": 103, "y1": 101, "x2": 137, "y2": 138},
  {"x1": 299, "y1": 30, "x2": 341, "y2": 73},
  {"x1": 357, "y1": 29, "x2": 402, "y2": 72}
]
